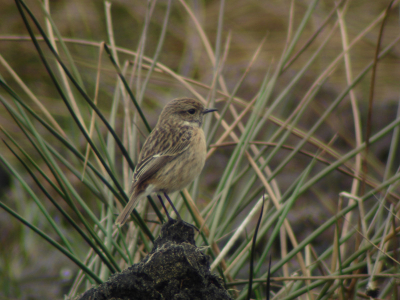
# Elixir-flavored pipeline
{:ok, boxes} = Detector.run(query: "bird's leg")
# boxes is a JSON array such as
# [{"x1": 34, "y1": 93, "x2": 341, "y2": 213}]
[
  {"x1": 164, "y1": 193, "x2": 199, "y2": 231},
  {"x1": 157, "y1": 195, "x2": 171, "y2": 222},
  {"x1": 163, "y1": 192, "x2": 182, "y2": 220}
]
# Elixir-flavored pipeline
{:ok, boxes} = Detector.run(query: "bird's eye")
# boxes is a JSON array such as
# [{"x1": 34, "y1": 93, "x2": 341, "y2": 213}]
[{"x1": 188, "y1": 109, "x2": 196, "y2": 114}]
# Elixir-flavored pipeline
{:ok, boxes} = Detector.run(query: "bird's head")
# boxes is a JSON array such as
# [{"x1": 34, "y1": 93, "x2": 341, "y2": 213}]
[{"x1": 157, "y1": 98, "x2": 217, "y2": 127}]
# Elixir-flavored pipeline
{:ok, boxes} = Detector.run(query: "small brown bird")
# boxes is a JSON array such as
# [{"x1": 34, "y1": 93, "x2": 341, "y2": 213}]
[{"x1": 115, "y1": 98, "x2": 217, "y2": 226}]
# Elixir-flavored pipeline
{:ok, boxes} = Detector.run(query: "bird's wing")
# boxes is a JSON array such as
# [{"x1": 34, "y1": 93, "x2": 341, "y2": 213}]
[{"x1": 131, "y1": 126, "x2": 192, "y2": 189}]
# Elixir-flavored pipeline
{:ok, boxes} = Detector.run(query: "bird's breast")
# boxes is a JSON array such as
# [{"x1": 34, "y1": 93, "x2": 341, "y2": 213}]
[{"x1": 155, "y1": 128, "x2": 206, "y2": 193}]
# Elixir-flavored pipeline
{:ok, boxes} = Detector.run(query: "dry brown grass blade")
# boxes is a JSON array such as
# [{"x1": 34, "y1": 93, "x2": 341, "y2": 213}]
[
  {"x1": 0, "y1": 53, "x2": 67, "y2": 138},
  {"x1": 82, "y1": 42, "x2": 106, "y2": 180},
  {"x1": 364, "y1": 0, "x2": 396, "y2": 182}
]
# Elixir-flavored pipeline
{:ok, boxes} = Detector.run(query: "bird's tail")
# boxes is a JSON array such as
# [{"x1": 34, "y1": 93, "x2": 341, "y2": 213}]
[{"x1": 115, "y1": 192, "x2": 143, "y2": 226}]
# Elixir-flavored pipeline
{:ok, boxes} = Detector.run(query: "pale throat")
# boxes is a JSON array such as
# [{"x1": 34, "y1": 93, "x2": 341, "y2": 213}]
[{"x1": 182, "y1": 120, "x2": 200, "y2": 127}]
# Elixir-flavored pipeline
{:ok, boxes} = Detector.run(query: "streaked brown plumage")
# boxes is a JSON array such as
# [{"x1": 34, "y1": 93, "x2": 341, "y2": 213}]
[{"x1": 115, "y1": 98, "x2": 216, "y2": 226}]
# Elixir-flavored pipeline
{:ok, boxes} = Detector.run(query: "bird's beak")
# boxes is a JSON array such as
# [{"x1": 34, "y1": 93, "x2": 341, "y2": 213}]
[{"x1": 203, "y1": 108, "x2": 217, "y2": 114}]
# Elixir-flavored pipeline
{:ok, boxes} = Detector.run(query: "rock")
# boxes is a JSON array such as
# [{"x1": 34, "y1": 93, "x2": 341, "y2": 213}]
[{"x1": 76, "y1": 219, "x2": 232, "y2": 300}]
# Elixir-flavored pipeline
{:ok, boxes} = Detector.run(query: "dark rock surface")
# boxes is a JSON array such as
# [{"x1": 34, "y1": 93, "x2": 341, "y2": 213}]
[{"x1": 76, "y1": 219, "x2": 232, "y2": 300}]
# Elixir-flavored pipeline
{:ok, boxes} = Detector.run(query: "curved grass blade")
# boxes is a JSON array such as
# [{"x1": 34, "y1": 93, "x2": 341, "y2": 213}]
[
  {"x1": 13, "y1": 0, "x2": 154, "y2": 239},
  {"x1": 0, "y1": 200, "x2": 103, "y2": 285},
  {"x1": 0, "y1": 88, "x2": 153, "y2": 240},
  {"x1": 103, "y1": 43, "x2": 151, "y2": 133},
  {"x1": 14, "y1": 0, "x2": 135, "y2": 171},
  {"x1": 0, "y1": 142, "x2": 121, "y2": 273},
  {"x1": 1, "y1": 110, "x2": 120, "y2": 273},
  {"x1": 1, "y1": 122, "x2": 129, "y2": 262},
  {"x1": 247, "y1": 195, "x2": 265, "y2": 300},
  {"x1": 266, "y1": 256, "x2": 271, "y2": 300}
]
